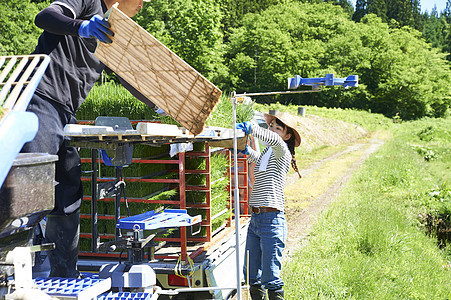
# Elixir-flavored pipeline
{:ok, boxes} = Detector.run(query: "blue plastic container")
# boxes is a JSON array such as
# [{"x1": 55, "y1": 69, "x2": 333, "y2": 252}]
[{"x1": 0, "y1": 111, "x2": 38, "y2": 186}]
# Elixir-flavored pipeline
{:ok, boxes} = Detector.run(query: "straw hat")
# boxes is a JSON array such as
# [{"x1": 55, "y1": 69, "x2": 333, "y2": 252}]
[{"x1": 264, "y1": 111, "x2": 301, "y2": 147}]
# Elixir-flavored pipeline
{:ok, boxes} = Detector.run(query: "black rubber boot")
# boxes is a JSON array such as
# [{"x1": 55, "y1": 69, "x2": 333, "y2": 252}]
[
  {"x1": 45, "y1": 212, "x2": 80, "y2": 278},
  {"x1": 267, "y1": 288, "x2": 284, "y2": 300},
  {"x1": 249, "y1": 284, "x2": 268, "y2": 300}
]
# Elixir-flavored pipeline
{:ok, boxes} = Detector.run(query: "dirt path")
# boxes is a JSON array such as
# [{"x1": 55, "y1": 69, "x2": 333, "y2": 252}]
[{"x1": 283, "y1": 133, "x2": 385, "y2": 262}]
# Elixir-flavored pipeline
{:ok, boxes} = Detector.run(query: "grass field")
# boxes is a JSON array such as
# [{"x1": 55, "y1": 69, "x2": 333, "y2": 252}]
[{"x1": 282, "y1": 116, "x2": 451, "y2": 299}]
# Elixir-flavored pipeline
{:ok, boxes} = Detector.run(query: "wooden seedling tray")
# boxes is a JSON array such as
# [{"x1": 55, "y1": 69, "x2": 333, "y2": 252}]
[{"x1": 95, "y1": 5, "x2": 222, "y2": 136}]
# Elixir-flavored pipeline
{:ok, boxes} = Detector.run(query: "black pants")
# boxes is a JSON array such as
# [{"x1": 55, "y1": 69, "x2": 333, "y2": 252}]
[{"x1": 22, "y1": 93, "x2": 82, "y2": 277}]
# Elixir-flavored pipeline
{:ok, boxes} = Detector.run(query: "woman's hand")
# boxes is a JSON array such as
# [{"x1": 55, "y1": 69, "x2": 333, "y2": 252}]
[{"x1": 236, "y1": 121, "x2": 253, "y2": 135}]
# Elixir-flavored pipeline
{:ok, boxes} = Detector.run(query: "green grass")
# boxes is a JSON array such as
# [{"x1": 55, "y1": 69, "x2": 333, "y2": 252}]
[{"x1": 283, "y1": 117, "x2": 451, "y2": 299}]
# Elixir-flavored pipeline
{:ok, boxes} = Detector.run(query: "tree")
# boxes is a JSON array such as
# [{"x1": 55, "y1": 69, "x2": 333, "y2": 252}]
[
  {"x1": 442, "y1": 0, "x2": 451, "y2": 60},
  {"x1": 353, "y1": 0, "x2": 368, "y2": 22},
  {"x1": 324, "y1": 0, "x2": 354, "y2": 17},
  {"x1": 359, "y1": 16, "x2": 450, "y2": 119},
  {"x1": 444, "y1": 0, "x2": 451, "y2": 22},
  {"x1": 422, "y1": 6, "x2": 447, "y2": 50},
  {"x1": 354, "y1": 0, "x2": 422, "y2": 30},
  {"x1": 225, "y1": 2, "x2": 349, "y2": 94},
  {"x1": 226, "y1": 2, "x2": 451, "y2": 118},
  {"x1": 0, "y1": 0, "x2": 50, "y2": 55},
  {"x1": 386, "y1": 0, "x2": 421, "y2": 30},
  {"x1": 220, "y1": 0, "x2": 290, "y2": 41},
  {"x1": 368, "y1": 0, "x2": 388, "y2": 22}
]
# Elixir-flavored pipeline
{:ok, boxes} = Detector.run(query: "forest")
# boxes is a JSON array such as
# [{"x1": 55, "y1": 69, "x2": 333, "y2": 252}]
[{"x1": 1, "y1": 0, "x2": 450, "y2": 120}]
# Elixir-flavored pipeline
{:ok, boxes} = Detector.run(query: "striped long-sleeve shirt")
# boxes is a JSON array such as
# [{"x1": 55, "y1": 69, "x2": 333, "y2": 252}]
[{"x1": 247, "y1": 125, "x2": 291, "y2": 212}]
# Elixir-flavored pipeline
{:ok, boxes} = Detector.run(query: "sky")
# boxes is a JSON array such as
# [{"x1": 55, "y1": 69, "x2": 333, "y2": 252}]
[
  {"x1": 349, "y1": 0, "x2": 448, "y2": 13},
  {"x1": 419, "y1": 0, "x2": 448, "y2": 13}
]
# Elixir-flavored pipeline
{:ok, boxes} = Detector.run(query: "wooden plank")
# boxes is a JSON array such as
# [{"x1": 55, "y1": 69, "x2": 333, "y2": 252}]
[{"x1": 95, "y1": 5, "x2": 222, "y2": 135}]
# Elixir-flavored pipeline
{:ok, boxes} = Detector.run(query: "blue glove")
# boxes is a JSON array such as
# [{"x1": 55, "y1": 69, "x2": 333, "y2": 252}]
[
  {"x1": 228, "y1": 145, "x2": 250, "y2": 155},
  {"x1": 236, "y1": 121, "x2": 252, "y2": 135},
  {"x1": 240, "y1": 145, "x2": 251, "y2": 155},
  {"x1": 79, "y1": 15, "x2": 113, "y2": 43}
]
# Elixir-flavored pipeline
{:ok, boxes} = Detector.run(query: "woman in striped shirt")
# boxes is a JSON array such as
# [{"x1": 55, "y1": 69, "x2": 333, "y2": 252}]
[{"x1": 236, "y1": 112, "x2": 301, "y2": 300}]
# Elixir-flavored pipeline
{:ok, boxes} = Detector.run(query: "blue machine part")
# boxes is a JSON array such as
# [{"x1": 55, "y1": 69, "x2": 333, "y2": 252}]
[
  {"x1": 288, "y1": 74, "x2": 358, "y2": 89},
  {"x1": 117, "y1": 209, "x2": 202, "y2": 231},
  {"x1": 99, "y1": 264, "x2": 157, "y2": 289},
  {"x1": 196, "y1": 127, "x2": 217, "y2": 137},
  {"x1": 34, "y1": 276, "x2": 110, "y2": 298},
  {"x1": 98, "y1": 292, "x2": 152, "y2": 300},
  {"x1": 0, "y1": 111, "x2": 38, "y2": 186}
]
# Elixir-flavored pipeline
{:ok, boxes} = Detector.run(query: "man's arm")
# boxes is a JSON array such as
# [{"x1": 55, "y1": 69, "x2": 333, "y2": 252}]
[
  {"x1": 35, "y1": 4, "x2": 113, "y2": 43},
  {"x1": 35, "y1": 4, "x2": 82, "y2": 36}
]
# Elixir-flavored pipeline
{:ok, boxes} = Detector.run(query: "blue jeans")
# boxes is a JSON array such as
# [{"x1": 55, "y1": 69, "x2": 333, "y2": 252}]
[
  {"x1": 21, "y1": 93, "x2": 82, "y2": 277},
  {"x1": 21, "y1": 93, "x2": 82, "y2": 215},
  {"x1": 243, "y1": 211, "x2": 287, "y2": 290}
]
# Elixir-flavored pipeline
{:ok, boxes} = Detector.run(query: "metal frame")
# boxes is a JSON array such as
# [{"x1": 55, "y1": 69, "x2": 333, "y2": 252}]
[{"x1": 0, "y1": 55, "x2": 50, "y2": 112}]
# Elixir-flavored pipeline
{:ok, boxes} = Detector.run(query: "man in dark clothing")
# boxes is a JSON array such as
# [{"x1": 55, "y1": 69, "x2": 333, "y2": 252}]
[{"x1": 22, "y1": 0, "x2": 151, "y2": 278}]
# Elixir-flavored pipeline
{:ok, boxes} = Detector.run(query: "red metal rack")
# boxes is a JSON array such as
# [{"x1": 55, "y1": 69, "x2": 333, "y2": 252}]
[
  {"x1": 78, "y1": 142, "x2": 227, "y2": 262},
  {"x1": 227, "y1": 153, "x2": 250, "y2": 227}
]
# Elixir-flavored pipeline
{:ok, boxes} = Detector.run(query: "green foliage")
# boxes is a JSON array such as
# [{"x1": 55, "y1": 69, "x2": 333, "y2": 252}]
[
  {"x1": 422, "y1": 8, "x2": 448, "y2": 51},
  {"x1": 225, "y1": 2, "x2": 451, "y2": 119},
  {"x1": 354, "y1": 0, "x2": 422, "y2": 30},
  {"x1": 220, "y1": 0, "x2": 291, "y2": 36},
  {"x1": 421, "y1": 184, "x2": 451, "y2": 218},
  {"x1": 361, "y1": 19, "x2": 451, "y2": 119},
  {"x1": 226, "y1": 2, "x2": 348, "y2": 93},
  {"x1": 283, "y1": 116, "x2": 451, "y2": 298},
  {"x1": 0, "y1": 0, "x2": 50, "y2": 55}
]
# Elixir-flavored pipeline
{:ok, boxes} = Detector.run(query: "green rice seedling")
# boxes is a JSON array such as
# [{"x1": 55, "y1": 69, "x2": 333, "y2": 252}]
[
  {"x1": 80, "y1": 199, "x2": 91, "y2": 215},
  {"x1": 75, "y1": 88, "x2": 252, "y2": 245},
  {"x1": 79, "y1": 238, "x2": 91, "y2": 252},
  {"x1": 77, "y1": 82, "x2": 160, "y2": 121},
  {"x1": 185, "y1": 158, "x2": 206, "y2": 170},
  {"x1": 103, "y1": 219, "x2": 117, "y2": 235},
  {"x1": 125, "y1": 201, "x2": 162, "y2": 217},
  {"x1": 211, "y1": 211, "x2": 232, "y2": 233},
  {"x1": 186, "y1": 174, "x2": 206, "y2": 186},
  {"x1": 211, "y1": 179, "x2": 229, "y2": 217},
  {"x1": 80, "y1": 218, "x2": 91, "y2": 234},
  {"x1": 210, "y1": 152, "x2": 229, "y2": 181},
  {"x1": 206, "y1": 93, "x2": 255, "y2": 128},
  {"x1": 186, "y1": 191, "x2": 206, "y2": 204},
  {"x1": 149, "y1": 188, "x2": 178, "y2": 201}
]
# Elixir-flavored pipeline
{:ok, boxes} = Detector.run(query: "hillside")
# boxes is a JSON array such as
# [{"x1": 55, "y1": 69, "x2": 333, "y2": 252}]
[{"x1": 294, "y1": 114, "x2": 367, "y2": 152}]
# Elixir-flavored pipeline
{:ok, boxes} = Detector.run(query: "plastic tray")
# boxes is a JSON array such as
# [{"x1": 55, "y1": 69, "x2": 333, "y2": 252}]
[
  {"x1": 34, "y1": 276, "x2": 111, "y2": 299},
  {"x1": 117, "y1": 209, "x2": 201, "y2": 231}
]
